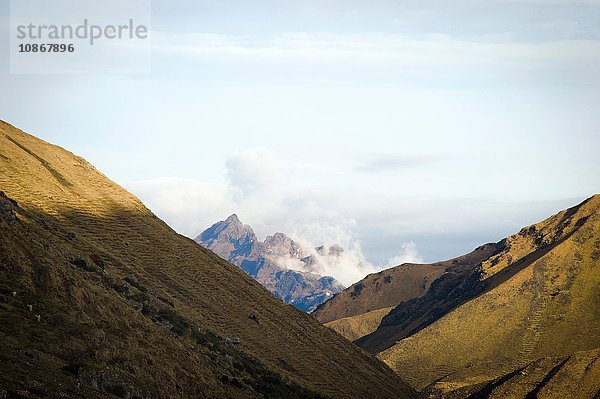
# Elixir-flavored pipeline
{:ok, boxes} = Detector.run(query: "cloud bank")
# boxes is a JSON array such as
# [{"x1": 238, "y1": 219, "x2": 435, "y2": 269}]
[{"x1": 127, "y1": 147, "x2": 424, "y2": 285}]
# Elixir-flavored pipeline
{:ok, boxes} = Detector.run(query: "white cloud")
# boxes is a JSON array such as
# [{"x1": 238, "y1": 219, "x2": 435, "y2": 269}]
[
  {"x1": 226, "y1": 147, "x2": 281, "y2": 200},
  {"x1": 125, "y1": 147, "x2": 417, "y2": 286},
  {"x1": 386, "y1": 241, "x2": 425, "y2": 267},
  {"x1": 126, "y1": 177, "x2": 230, "y2": 237},
  {"x1": 286, "y1": 224, "x2": 376, "y2": 287}
]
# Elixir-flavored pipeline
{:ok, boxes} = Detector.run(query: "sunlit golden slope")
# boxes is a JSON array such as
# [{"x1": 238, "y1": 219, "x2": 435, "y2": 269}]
[
  {"x1": 0, "y1": 120, "x2": 416, "y2": 399},
  {"x1": 443, "y1": 349, "x2": 600, "y2": 399},
  {"x1": 324, "y1": 307, "x2": 394, "y2": 342},
  {"x1": 377, "y1": 195, "x2": 600, "y2": 397}
]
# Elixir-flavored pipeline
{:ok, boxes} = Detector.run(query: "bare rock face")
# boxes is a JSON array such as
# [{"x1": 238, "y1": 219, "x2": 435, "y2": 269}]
[
  {"x1": 195, "y1": 214, "x2": 257, "y2": 260},
  {"x1": 263, "y1": 232, "x2": 304, "y2": 259},
  {"x1": 195, "y1": 215, "x2": 345, "y2": 312}
]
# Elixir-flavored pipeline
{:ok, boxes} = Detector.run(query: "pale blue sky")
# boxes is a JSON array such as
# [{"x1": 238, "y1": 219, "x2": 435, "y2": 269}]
[{"x1": 1, "y1": 1, "x2": 599, "y2": 282}]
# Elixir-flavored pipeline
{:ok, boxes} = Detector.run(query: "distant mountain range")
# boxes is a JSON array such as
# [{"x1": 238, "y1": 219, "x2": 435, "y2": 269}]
[{"x1": 195, "y1": 214, "x2": 345, "y2": 312}]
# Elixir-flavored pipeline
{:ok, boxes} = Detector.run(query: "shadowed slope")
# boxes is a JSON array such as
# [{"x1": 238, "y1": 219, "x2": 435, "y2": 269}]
[{"x1": 0, "y1": 120, "x2": 416, "y2": 399}]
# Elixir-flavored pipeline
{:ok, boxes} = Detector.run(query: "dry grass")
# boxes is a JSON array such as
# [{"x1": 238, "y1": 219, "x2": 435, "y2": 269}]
[
  {"x1": 324, "y1": 307, "x2": 394, "y2": 341},
  {"x1": 313, "y1": 262, "x2": 446, "y2": 324}
]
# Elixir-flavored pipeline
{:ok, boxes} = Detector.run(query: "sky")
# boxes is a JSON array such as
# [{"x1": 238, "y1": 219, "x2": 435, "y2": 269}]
[{"x1": 1, "y1": 0, "x2": 599, "y2": 285}]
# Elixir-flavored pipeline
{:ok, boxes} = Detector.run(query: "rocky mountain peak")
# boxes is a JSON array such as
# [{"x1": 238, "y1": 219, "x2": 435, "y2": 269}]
[
  {"x1": 195, "y1": 215, "x2": 347, "y2": 312},
  {"x1": 195, "y1": 214, "x2": 257, "y2": 260},
  {"x1": 225, "y1": 213, "x2": 241, "y2": 223},
  {"x1": 263, "y1": 232, "x2": 303, "y2": 258}
]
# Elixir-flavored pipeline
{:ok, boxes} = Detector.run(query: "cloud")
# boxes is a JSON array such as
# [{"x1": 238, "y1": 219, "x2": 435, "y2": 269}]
[
  {"x1": 386, "y1": 241, "x2": 425, "y2": 267},
  {"x1": 126, "y1": 177, "x2": 230, "y2": 237},
  {"x1": 226, "y1": 147, "x2": 281, "y2": 200},
  {"x1": 126, "y1": 148, "x2": 399, "y2": 286},
  {"x1": 289, "y1": 249, "x2": 373, "y2": 288},
  {"x1": 356, "y1": 154, "x2": 435, "y2": 173},
  {"x1": 285, "y1": 222, "x2": 376, "y2": 286},
  {"x1": 268, "y1": 237, "x2": 375, "y2": 287},
  {"x1": 125, "y1": 148, "x2": 583, "y2": 287}
]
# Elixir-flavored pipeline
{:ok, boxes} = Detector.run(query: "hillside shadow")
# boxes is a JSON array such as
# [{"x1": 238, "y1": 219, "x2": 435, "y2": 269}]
[{"x1": 0, "y1": 191, "x2": 417, "y2": 399}]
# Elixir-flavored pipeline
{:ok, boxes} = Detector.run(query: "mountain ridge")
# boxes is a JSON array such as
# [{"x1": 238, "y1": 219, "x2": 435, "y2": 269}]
[
  {"x1": 360, "y1": 195, "x2": 596, "y2": 354},
  {"x1": 314, "y1": 192, "x2": 599, "y2": 398},
  {"x1": 195, "y1": 215, "x2": 345, "y2": 312}
]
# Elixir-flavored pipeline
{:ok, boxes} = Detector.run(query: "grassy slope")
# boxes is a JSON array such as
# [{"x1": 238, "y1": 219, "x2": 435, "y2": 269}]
[
  {"x1": 355, "y1": 242, "x2": 503, "y2": 353},
  {"x1": 377, "y1": 195, "x2": 600, "y2": 396},
  {"x1": 312, "y1": 262, "x2": 446, "y2": 324},
  {"x1": 324, "y1": 307, "x2": 394, "y2": 341},
  {"x1": 0, "y1": 120, "x2": 416, "y2": 399},
  {"x1": 446, "y1": 349, "x2": 600, "y2": 399},
  {"x1": 313, "y1": 244, "x2": 499, "y2": 345}
]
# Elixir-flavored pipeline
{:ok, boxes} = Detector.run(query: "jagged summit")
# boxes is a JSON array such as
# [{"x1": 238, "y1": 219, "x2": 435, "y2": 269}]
[
  {"x1": 197, "y1": 214, "x2": 257, "y2": 260},
  {"x1": 195, "y1": 215, "x2": 345, "y2": 312},
  {"x1": 263, "y1": 232, "x2": 302, "y2": 258},
  {"x1": 200, "y1": 213, "x2": 253, "y2": 241},
  {"x1": 226, "y1": 213, "x2": 241, "y2": 222}
]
